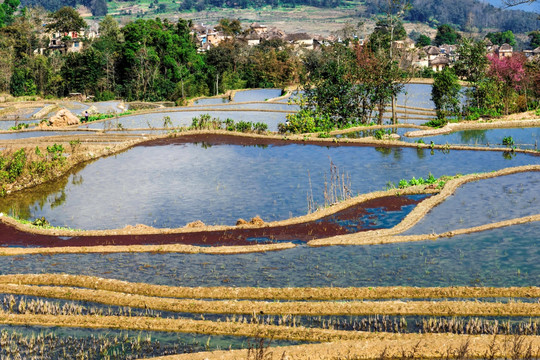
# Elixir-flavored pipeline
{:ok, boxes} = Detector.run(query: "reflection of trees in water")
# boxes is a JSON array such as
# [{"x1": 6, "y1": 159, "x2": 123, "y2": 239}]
[
  {"x1": 459, "y1": 130, "x2": 487, "y2": 144},
  {"x1": 393, "y1": 148, "x2": 402, "y2": 161},
  {"x1": 0, "y1": 163, "x2": 89, "y2": 221},
  {"x1": 375, "y1": 147, "x2": 392, "y2": 156}
]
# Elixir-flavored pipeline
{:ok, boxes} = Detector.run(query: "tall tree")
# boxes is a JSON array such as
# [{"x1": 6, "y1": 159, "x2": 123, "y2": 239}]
[
  {"x1": 368, "y1": 18, "x2": 406, "y2": 52},
  {"x1": 529, "y1": 31, "x2": 540, "y2": 49},
  {"x1": 0, "y1": 0, "x2": 20, "y2": 28},
  {"x1": 453, "y1": 37, "x2": 488, "y2": 84},
  {"x1": 45, "y1": 6, "x2": 87, "y2": 34},
  {"x1": 487, "y1": 53, "x2": 526, "y2": 114},
  {"x1": 453, "y1": 37, "x2": 489, "y2": 109},
  {"x1": 215, "y1": 18, "x2": 243, "y2": 36},
  {"x1": 433, "y1": 24, "x2": 461, "y2": 46},
  {"x1": 485, "y1": 30, "x2": 516, "y2": 46},
  {"x1": 93, "y1": 16, "x2": 123, "y2": 94},
  {"x1": 431, "y1": 67, "x2": 461, "y2": 120},
  {"x1": 90, "y1": 0, "x2": 108, "y2": 16}
]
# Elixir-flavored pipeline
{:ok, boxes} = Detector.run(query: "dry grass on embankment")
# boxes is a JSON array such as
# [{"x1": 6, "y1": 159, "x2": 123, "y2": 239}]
[
  {"x1": 150, "y1": 335, "x2": 540, "y2": 360},
  {"x1": 404, "y1": 116, "x2": 540, "y2": 138},
  {"x1": 2, "y1": 312, "x2": 539, "y2": 359},
  {"x1": 1, "y1": 313, "x2": 539, "y2": 347},
  {"x1": 1, "y1": 274, "x2": 538, "y2": 301},
  {"x1": 0, "y1": 274, "x2": 537, "y2": 359},
  {"x1": 0, "y1": 284, "x2": 537, "y2": 317}
]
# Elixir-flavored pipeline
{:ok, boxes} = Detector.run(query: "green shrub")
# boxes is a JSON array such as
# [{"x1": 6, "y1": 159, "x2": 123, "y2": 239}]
[
  {"x1": 235, "y1": 121, "x2": 252, "y2": 132},
  {"x1": 318, "y1": 132, "x2": 331, "y2": 138},
  {"x1": 253, "y1": 122, "x2": 268, "y2": 133},
  {"x1": 278, "y1": 108, "x2": 334, "y2": 134},
  {"x1": 374, "y1": 128, "x2": 391, "y2": 140},
  {"x1": 82, "y1": 111, "x2": 133, "y2": 123},
  {"x1": 463, "y1": 107, "x2": 501, "y2": 121},
  {"x1": 32, "y1": 216, "x2": 50, "y2": 227},
  {"x1": 95, "y1": 90, "x2": 115, "y2": 101},
  {"x1": 30, "y1": 160, "x2": 48, "y2": 174},
  {"x1": 7, "y1": 149, "x2": 26, "y2": 182},
  {"x1": 9, "y1": 123, "x2": 29, "y2": 131},
  {"x1": 224, "y1": 118, "x2": 235, "y2": 131},
  {"x1": 398, "y1": 179, "x2": 408, "y2": 188},
  {"x1": 46, "y1": 144, "x2": 64, "y2": 161},
  {"x1": 190, "y1": 114, "x2": 221, "y2": 130},
  {"x1": 397, "y1": 173, "x2": 440, "y2": 189},
  {"x1": 502, "y1": 136, "x2": 514, "y2": 146},
  {"x1": 425, "y1": 117, "x2": 448, "y2": 128}
]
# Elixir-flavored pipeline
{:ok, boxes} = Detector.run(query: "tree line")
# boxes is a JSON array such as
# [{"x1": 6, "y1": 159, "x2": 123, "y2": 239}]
[{"x1": 0, "y1": 7, "x2": 302, "y2": 101}]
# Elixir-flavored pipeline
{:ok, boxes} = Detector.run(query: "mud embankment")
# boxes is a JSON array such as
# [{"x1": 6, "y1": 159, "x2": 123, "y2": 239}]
[{"x1": 0, "y1": 195, "x2": 425, "y2": 248}]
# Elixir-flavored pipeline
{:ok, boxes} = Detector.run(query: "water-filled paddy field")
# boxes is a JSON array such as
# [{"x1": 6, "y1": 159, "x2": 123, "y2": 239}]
[
  {"x1": 405, "y1": 171, "x2": 540, "y2": 234},
  {"x1": 0, "y1": 87, "x2": 539, "y2": 359},
  {"x1": 1, "y1": 138, "x2": 537, "y2": 230},
  {"x1": 0, "y1": 119, "x2": 40, "y2": 130},
  {"x1": 0, "y1": 220, "x2": 538, "y2": 287},
  {"x1": 78, "y1": 110, "x2": 290, "y2": 132}
]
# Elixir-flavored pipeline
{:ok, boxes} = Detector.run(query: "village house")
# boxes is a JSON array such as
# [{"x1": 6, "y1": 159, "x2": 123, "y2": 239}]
[
  {"x1": 191, "y1": 23, "x2": 230, "y2": 51},
  {"x1": 46, "y1": 25, "x2": 98, "y2": 54},
  {"x1": 524, "y1": 47, "x2": 540, "y2": 59},
  {"x1": 285, "y1": 33, "x2": 314, "y2": 50},
  {"x1": 424, "y1": 45, "x2": 441, "y2": 61},
  {"x1": 410, "y1": 45, "x2": 451, "y2": 72},
  {"x1": 495, "y1": 43, "x2": 514, "y2": 58},
  {"x1": 250, "y1": 22, "x2": 267, "y2": 35},
  {"x1": 429, "y1": 55, "x2": 450, "y2": 72},
  {"x1": 242, "y1": 32, "x2": 262, "y2": 46}
]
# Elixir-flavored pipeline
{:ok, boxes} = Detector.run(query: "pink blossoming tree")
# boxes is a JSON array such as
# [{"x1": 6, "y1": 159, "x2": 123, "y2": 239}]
[{"x1": 486, "y1": 53, "x2": 526, "y2": 114}]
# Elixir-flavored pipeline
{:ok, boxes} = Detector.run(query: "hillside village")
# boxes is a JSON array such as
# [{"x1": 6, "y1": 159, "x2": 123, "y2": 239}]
[{"x1": 49, "y1": 18, "x2": 540, "y2": 74}]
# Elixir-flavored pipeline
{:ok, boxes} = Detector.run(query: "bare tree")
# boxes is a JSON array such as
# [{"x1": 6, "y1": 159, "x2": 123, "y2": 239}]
[{"x1": 502, "y1": 0, "x2": 536, "y2": 7}]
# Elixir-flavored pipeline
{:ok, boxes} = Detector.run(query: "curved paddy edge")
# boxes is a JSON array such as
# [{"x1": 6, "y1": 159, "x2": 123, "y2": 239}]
[
  {"x1": 1, "y1": 165, "x2": 539, "y2": 254},
  {"x1": 405, "y1": 118, "x2": 540, "y2": 138},
  {"x1": 309, "y1": 165, "x2": 540, "y2": 247}
]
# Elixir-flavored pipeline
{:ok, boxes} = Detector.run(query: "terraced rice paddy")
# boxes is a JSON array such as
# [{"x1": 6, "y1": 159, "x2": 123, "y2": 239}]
[{"x1": 0, "y1": 87, "x2": 539, "y2": 358}]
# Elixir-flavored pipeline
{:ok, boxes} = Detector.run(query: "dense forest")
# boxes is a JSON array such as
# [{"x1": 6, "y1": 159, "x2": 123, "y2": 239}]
[
  {"x1": 0, "y1": 7, "x2": 302, "y2": 101},
  {"x1": 19, "y1": 0, "x2": 107, "y2": 15},
  {"x1": 366, "y1": 0, "x2": 539, "y2": 33}
]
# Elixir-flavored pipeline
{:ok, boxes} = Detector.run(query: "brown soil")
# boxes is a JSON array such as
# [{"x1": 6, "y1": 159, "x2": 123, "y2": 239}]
[{"x1": 0, "y1": 195, "x2": 426, "y2": 248}]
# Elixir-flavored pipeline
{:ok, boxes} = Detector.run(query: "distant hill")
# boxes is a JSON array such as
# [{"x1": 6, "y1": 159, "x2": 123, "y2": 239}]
[
  {"x1": 366, "y1": 0, "x2": 539, "y2": 33},
  {"x1": 482, "y1": 0, "x2": 540, "y2": 13}
]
